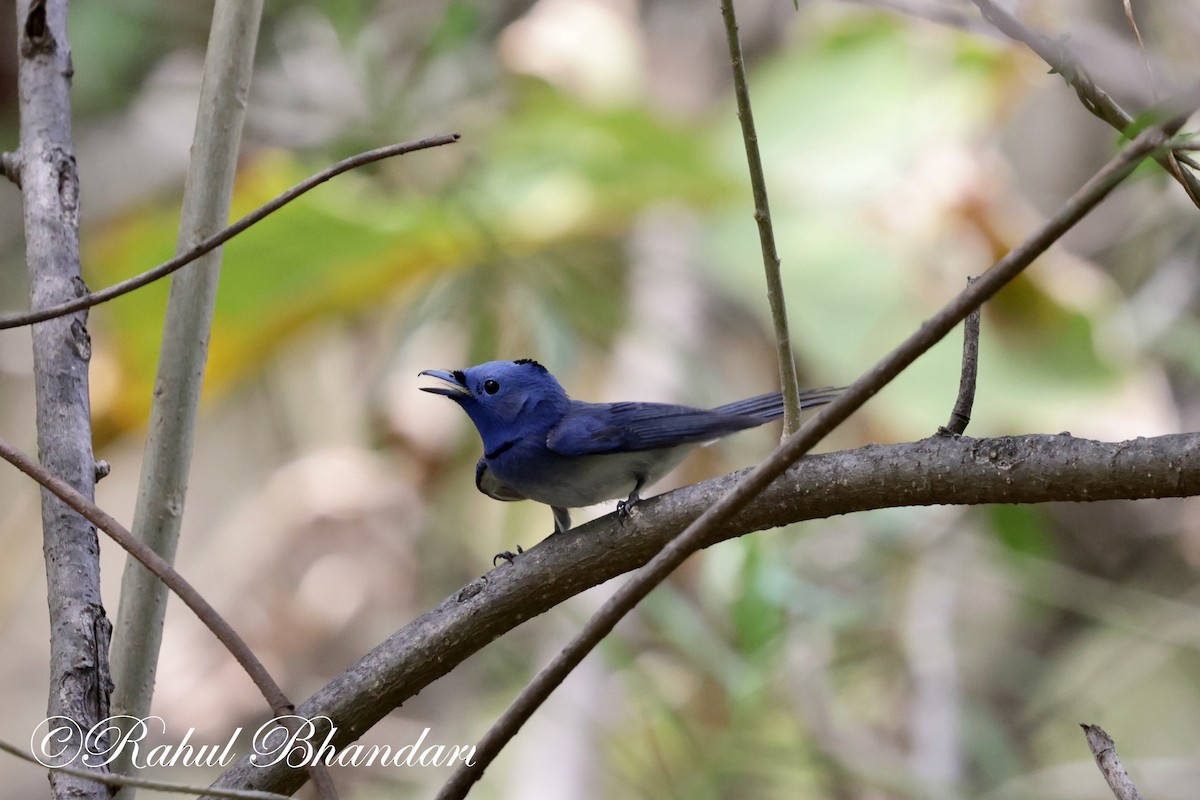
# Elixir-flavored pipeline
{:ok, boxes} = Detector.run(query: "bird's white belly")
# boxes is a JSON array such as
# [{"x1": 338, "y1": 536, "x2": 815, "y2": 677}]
[{"x1": 486, "y1": 445, "x2": 696, "y2": 509}]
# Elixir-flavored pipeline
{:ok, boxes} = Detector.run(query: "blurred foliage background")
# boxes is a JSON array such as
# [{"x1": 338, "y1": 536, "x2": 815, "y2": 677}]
[{"x1": 2, "y1": 0, "x2": 1200, "y2": 798}]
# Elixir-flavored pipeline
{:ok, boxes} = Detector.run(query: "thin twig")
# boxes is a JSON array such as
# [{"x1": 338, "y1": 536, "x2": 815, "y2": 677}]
[
  {"x1": 941, "y1": 276, "x2": 979, "y2": 435},
  {"x1": 432, "y1": 104, "x2": 1185, "y2": 800},
  {"x1": 1117, "y1": 1, "x2": 1190, "y2": 201},
  {"x1": 0, "y1": 134, "x2": 460, "y2": 331},
  {"x1": 1121, "y1": 0, "x2": 1156, "y2": 101},
  {"x1": 0, "y1": 436, "x2": 295, "y2": 719},
  {"x1": 971, "y1": 0, "x2": 1200, "y2": 207},
  {"x1": 0, "y1": 737, "x2": 290, "y2": 800},
  {"x1": 719, "y1": 0, "x2": 804, "y2": 435},
  {"x1": 839, "y1": 0, "x2": 994, "y2": 36},
  {"x1": 1081, "y1": 724, "x2": 1145, "y2": 800}
]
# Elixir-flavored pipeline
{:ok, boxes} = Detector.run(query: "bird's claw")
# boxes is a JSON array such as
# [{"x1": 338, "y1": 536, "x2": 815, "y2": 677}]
[
  {"x1": 493, "y1": 545, "x2": 524, "y2": 566},
  {"x1": 616, "y1": 499, "x2": 636, "y2": 525}
]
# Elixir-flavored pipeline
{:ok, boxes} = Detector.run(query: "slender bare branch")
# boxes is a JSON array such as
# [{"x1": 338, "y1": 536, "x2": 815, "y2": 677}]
[
  {"x1": 719, "y1": 0, "x2": 804, "y2": 435},
  {"x1": 1081, "y1": 724, "x2": 1145, "y2": 800},
  {"x1": 0, "y1": 737, "x2": 291, "y2": 800},
  {"x1": 1121, "y1": 0, "x2": 1156, "y2": 100},
  {"x1": 0, "y1": 436, "x2": 295, "y2": 720},
  {"x1": 0, "y1": 134, "x2": 459, "y2": 331},
  {"x1": 839, "y1": 0, "x2": 994, "y2": 35},
  {"x1": 1115, "y1": 0, "x2": 1193, "y2": 203}
]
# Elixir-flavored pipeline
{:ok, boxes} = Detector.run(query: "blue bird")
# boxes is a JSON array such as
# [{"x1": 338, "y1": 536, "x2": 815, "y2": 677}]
[{"x1": 420, "y1": 359, "x2": 840, "y2": 551}]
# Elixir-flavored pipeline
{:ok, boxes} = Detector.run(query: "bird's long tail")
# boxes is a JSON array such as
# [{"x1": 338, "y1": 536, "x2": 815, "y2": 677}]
[{"x1": 713, "y1": 386, "x2": 843, "y2": 421}]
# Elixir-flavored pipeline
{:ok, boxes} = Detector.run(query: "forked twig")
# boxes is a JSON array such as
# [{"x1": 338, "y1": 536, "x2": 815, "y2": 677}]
[
  {"x1": 1117, "y1": 0, "x2": 1193, "y2": 203},
  {"x1": 0, "y1": 134, "x2": 460, "y2": 331},
  {"x1": 971, "y1": 0, "x2": 1200, "y2": 207}
]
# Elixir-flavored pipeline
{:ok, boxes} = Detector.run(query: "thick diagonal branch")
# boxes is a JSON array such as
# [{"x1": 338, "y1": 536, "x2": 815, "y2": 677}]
[{"x1": 206, "y1": 430, "x2": 1200, "y2": 797}]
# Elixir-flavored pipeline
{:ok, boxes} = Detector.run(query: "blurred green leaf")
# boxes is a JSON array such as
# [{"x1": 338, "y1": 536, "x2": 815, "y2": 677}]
[
  {"x1": 731, "y1": 539, "x2": 787, "y2": 658},
  {"x1": 988, "y1": 504, "x2": 1055, "y2": 560},
  {"x1": 427, "y1": 0, "x2": 482, "y2": 53}
]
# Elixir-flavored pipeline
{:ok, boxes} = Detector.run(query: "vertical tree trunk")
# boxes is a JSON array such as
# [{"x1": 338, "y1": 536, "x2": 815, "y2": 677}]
[{"x1": 15, "y1": 0, "x2": 112, "y2": 797}]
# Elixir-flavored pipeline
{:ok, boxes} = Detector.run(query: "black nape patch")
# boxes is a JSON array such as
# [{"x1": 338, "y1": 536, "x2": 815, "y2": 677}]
[
  {"x1": 452, "y1": 369, "x2": 467, "y2": 384},
  {"x1": 514, "y1": 358, "x2": 546, "y2": 372}
]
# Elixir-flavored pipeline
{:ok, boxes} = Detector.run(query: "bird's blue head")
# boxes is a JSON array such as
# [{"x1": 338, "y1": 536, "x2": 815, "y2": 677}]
[{"x1": 419, "y1": 359, "x2": 570, "y2": 450}]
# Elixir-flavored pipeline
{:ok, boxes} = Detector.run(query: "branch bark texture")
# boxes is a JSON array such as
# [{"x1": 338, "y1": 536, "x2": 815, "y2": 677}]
[
  {"x1": 208, "y1": 431, "x2": 1200, "y2": 797},
  {"x1": 14, "y1": 0, "x2": 111, "y2": 797}
]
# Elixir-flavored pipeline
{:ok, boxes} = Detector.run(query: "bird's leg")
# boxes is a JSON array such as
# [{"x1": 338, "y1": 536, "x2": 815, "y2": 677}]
[
  {"x1": 616, "y1": 477, "x2": 646, "y2": 525},
  {"x1": 493, "y1": 545, "x2": 524, "y2": 566},
  {"x1": 493, "y1": 507, "x2": 571, "y2": 566}
]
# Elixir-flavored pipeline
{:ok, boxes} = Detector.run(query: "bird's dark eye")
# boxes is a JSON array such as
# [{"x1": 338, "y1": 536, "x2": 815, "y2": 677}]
[{"x1": 483, "y1": 379, "x2": 500, "y2": 395}]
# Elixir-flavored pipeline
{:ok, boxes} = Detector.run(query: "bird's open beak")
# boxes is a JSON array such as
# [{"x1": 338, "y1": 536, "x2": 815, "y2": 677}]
[{"x1": 418, "y1": 369, "x2": 469, "y2": 397}]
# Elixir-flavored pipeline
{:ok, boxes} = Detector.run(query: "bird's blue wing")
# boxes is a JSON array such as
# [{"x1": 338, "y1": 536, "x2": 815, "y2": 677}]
[
  {"x1": 710, "y1": 392, "x2": 785, "y2": 419},
  {"x1": 546, "y1": 400, "x2": 768, "y2": 456},
  {"x1": 546, "y1": 388, "x2": 843, "y2": 456},
  {"x1": 712, "y1": 387, "x2": 842, "y2": 418}
]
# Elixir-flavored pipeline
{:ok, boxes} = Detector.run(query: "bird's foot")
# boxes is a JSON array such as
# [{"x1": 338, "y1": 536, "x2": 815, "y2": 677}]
[
  {"x1": 616, "y1": 483, "x2": 644, "y2": 526},
  {"x1": 492, "y1": 544, "x2": 524, "y2": 566}
]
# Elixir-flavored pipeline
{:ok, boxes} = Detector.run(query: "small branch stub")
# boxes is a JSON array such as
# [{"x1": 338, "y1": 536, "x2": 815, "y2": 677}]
[
  {"x1": 1081, "y1": 724, "x2": 1145, "y2": 800},
  {"x1": 0, "y1": 152, "x2": 22, "y2": 186},
  {"x1": 941, "y1": 276, "x2": 980, "y2": 435}
]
